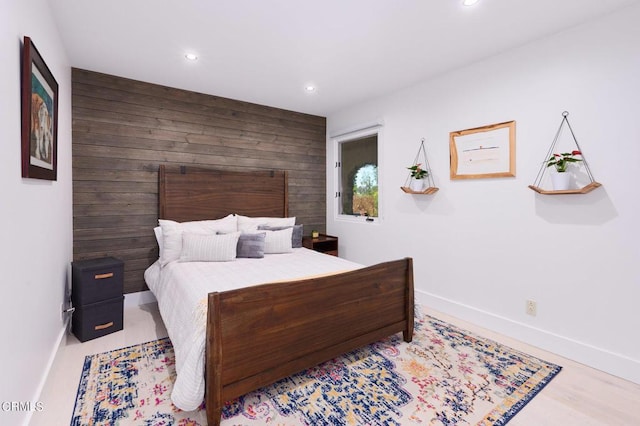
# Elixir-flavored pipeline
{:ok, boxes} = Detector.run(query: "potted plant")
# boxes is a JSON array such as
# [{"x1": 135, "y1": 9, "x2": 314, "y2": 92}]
[
  {"x1": 407, "y1": 163, "x2": 428, "y2": 191},
  {"x1": 546, "y1": 150, "x2": 582, "y2": 190}
]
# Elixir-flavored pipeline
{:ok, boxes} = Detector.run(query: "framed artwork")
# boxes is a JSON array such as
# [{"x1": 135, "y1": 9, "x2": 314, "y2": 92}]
[
  {"x1": 450, "y1": 120, "x2": 516, "y2": 180},
  {"x1": 21, "y1": 36, "x2": 58, "y2": 180}
]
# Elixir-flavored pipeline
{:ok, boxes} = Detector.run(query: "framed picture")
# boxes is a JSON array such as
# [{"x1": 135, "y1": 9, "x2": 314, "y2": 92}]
[
  {"x1": 450, "y1": 120, "x2": 516, "y2": 180},
  {"x1": 21, "y1": 36, "x2": 58, "y2": 180}
]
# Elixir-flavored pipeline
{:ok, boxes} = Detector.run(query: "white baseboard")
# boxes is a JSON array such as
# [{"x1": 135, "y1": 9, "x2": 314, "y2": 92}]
[
  {"x1": 416, "y1": 289, "x2": 640, "y2": 385},
  {"x1": 23, "y1": 319, "x2": 68, "y2": 426},
  {"x1": 124, "y1": 290, "x2": 157, "y2": 307}
]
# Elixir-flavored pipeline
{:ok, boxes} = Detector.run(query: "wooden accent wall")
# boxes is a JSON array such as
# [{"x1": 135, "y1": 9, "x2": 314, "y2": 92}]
[{"x1": 72, "y1": 69, "x2": 327, "y2": 294}]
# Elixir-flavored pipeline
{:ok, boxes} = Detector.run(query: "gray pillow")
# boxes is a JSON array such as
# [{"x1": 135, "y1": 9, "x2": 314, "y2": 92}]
[
  {"x1": 236, "y1": 232, "x2": 266, "y2": 258},
  {"x1": 258, "y1": 224, "x2": 303, "y2": 248}
]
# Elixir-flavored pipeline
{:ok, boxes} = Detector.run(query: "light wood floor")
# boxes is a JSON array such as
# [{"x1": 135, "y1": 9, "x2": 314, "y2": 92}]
[{"x1": 30, "y1": 303, "x2": 640, "y2": 425}]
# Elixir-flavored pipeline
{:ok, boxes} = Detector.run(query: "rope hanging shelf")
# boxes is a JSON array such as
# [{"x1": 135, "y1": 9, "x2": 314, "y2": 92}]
[
  {"x1": 401, "y1": 138, "x2": 439, "y2": 195},
  {"x1": 529, "y1": 111, "x2": 602, "y2": 195}
]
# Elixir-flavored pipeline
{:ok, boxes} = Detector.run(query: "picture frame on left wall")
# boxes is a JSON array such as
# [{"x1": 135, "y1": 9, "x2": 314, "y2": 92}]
[{"x1": 21, "y1": 36, "x2": 58, "y2": 180}]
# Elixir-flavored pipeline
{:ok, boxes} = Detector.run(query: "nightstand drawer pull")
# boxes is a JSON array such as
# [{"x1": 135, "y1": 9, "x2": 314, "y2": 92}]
[
  {"x1": 94, "y1": 272, "x2": 114, "y2": 280},
  {"x1": 94, "y1": 321, "x2": 114, "y2": 331}
]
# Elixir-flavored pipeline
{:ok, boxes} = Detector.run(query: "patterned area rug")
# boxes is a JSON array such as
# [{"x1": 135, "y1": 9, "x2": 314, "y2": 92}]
[{"x1": 71, "y1": 308, "x2": 561, "y2": 425}]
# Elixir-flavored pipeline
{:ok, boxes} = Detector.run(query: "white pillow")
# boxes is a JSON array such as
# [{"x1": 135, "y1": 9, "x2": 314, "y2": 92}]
[
  {"x1": 158, "y1": 214, "x2": 238, "y2": 266},
  {"x1": 263, "y1": 227, "x2": 294, "y2": 254},
  {"x1": 154, "y1": 226, "x2": 163, "y2": 252},
  {"x1": 180, "y1": 232, "x2": 240, "y2": 262},
  {"x1": 236, "y1": 215, "x2": 296, "y2": 232}
]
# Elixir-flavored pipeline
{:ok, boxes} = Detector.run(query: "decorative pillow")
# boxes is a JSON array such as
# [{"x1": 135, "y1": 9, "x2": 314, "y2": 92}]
[
  {"x1": 179, "y1": 232, "x2": 240, "y2": 262},
  {"x1": 236, "y1": 215, "x2": 296, "y2": 233},
  {"x1": 158, "y1": 214, "x2": 238, "y2": 266},
  {"x1": 258, "y1": 224, "x2": 303, "y2": 248},
  {"x1": 263, "y1": 227, "x2": 294, "y2": 254},
  {"x1": 236, "y1": 232, "x2": 266, "y2": 258}
]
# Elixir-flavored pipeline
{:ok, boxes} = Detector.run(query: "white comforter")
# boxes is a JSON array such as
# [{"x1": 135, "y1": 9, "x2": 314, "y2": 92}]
[{"x1": 144, "y1": 248, "x2": 362, "y2": 411}]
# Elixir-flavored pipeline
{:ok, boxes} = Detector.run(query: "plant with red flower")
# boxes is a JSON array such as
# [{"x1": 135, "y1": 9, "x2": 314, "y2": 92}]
[
  {"x1": 407, "y1": 163, "x2": 428, "y2": 179},
  {"x1": 546, "y1": 150, "x2": 582, "y2": 173}
]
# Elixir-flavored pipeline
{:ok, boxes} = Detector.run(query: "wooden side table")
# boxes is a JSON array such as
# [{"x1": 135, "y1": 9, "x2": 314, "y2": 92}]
[{"x1": 302, "y1": 234, "x2": 338, "y2": 256}]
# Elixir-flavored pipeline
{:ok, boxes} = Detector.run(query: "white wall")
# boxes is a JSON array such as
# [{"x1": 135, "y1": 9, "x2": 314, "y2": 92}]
[
  {"x1": 0, "y1": 1, "x2": 72, "y2": 425},
  {"x1": 327, "y1": 4, "x2": 640, "y2": 384}
]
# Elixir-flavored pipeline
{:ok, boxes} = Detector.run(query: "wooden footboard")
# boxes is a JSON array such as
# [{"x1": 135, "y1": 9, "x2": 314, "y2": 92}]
[{"x1": 204, "y1": 257, "x2": 414, "y2": 425}]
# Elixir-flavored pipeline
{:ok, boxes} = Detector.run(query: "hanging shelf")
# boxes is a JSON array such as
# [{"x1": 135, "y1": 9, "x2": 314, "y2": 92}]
[
  {"x1": 401, "y1": 138, "x2": 439, "y2": 194},
  {"x1": 529, "y1": 111, "x2": 602, "y2": 195},
  {"x1": 528, "y1": 182, "x2": 602, "y2": 195}
]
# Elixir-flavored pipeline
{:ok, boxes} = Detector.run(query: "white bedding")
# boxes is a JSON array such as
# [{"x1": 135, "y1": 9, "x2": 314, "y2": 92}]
[{"x1": 144, "y1": 248, "x2": 362, "y2": 411}]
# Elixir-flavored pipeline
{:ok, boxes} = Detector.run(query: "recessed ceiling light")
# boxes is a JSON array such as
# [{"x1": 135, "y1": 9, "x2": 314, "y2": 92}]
[
  {"x1": 305, "y1": 85, "x2": 316, "y2": 93},
  {"x1": 185, "y1": 53, "x2": 198, "y2": 61},
  {"x1": 463, "y1": 0, "x2": 479, "y2": 5}
]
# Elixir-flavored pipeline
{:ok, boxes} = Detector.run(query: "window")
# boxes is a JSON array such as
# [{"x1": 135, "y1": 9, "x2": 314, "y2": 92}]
[
  {"x1": 353, "y1": 164, "x2": 378, "y2": 217},
  {"x1": 334, "y1": 129, "x2": 380, "y2": 221}
]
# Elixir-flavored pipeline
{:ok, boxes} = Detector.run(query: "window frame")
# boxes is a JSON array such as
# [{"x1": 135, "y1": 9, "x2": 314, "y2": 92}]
[{"x1": 332, "y1": 125, "x2": 383, "y2": 224}]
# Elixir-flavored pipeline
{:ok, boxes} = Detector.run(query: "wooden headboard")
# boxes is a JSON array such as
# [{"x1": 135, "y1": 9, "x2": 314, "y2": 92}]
[{"x1": 158, "y1": 165, "x2": 289, "y2": 222}]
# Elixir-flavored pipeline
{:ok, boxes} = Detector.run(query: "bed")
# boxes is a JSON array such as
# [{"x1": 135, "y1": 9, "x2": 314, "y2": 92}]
[{"x1": 146, "y1": 165, "x2": 414, "y2": 425}]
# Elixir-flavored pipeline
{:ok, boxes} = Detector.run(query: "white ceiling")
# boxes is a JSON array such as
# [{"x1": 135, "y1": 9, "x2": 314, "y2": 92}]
[{"x1": 50, "y1": 0, "x2": 638, "y2": 117}]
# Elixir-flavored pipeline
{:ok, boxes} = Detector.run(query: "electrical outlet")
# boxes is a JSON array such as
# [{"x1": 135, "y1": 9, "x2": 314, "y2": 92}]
[
  {"x1": 60, "y1": 302, "x2": 65, "y2": 321},
  {"x1": 526, "y1": 299, "x2": 537, "y2": 316}
]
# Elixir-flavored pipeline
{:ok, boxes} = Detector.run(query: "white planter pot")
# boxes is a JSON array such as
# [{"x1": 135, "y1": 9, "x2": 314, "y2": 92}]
[
  {"x1": 410, "y1": 179, "x2": 425, "y2": 192},
  {"x1": 550, "y1": 172, "x2": 571, "y2": 190}
]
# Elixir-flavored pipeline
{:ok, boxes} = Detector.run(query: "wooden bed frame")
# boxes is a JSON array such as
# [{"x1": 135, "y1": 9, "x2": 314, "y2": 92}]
[{"x1": 158, "y1": 165, "x2": 414, "y2": 425}]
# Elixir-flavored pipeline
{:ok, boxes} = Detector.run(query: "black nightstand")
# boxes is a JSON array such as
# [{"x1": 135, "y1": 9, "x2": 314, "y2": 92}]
[
  {"x1": 71, "y1": 257, "x2": 124, "y2": 342},
  {"x1": 302, "y1": 234, "x2": 339, "y2": 256}
]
